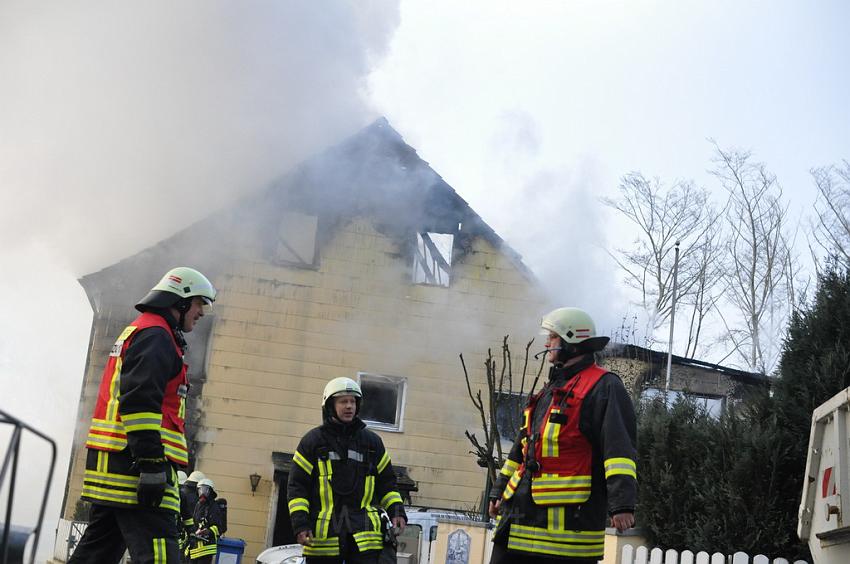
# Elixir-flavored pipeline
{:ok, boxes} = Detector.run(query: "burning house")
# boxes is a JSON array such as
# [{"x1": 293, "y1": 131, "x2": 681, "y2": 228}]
[{"x1": 58, "y1": 119, "x2": 548, "y2": 560}]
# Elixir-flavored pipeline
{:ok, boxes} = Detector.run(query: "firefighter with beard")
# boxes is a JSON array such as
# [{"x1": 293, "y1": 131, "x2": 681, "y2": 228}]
[
  {"x1": 68, "y1": 267, "x2": 216, "y2": 564},
  {"x1": 287, "y1": 377, "x2": 407, "y2": 563},
  {"x1": 488, "y1": 307, "x2": 637, "y2": 564},
  {"x1": 188, "y1": 478, "x2": 225, "y2": 563}
]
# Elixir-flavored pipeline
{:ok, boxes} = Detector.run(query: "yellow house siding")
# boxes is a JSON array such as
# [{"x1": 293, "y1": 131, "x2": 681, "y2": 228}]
[{"x1": 192, "y1": 218, "x2": 545, "y2": 559}]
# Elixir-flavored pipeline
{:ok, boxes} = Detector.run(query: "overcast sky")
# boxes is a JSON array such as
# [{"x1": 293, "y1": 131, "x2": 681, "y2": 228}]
[{"x1": 2, "y1": 1, "x2": 849, "y2": 560}]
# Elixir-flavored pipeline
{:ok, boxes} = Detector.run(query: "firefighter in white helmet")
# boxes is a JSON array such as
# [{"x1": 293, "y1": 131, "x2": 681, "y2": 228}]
[
  {"x1": 488, "y1": 307, "x2": 637, "y2": 564},
  {"x1": 189, "y1": 478, "x2": 225, "y2": 563},
  {"x1": 180, "y1": 470, "x2": 207, "y2": 562},
  {"x1": 287, "y1": 377, "x2": 407, "y2": 563},
  {"x1": 69, "y1": 267, "x2": 216, "y2": 564}
]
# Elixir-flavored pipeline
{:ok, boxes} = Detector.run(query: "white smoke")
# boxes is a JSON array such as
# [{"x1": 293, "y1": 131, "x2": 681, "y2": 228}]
[{"x1": 0, "y1": 2, "x2": 401, "y2": 560}]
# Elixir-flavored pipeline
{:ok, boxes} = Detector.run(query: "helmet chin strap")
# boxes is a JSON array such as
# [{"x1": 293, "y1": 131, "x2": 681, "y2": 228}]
[
  {"x1": 534, "y1": 347, "x2": 562, "y2": 359},
  {"x1": 175, "y1": 298, "x2": 194, "y2": 331},
  {"x1": 535, "y1": 341, "x2": 588, "y2": 363}
]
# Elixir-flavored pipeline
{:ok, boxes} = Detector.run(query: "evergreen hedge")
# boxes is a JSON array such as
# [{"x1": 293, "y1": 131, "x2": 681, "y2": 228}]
[{"x1": 635, "y1": 267, "x2": 850, "y2": 561}]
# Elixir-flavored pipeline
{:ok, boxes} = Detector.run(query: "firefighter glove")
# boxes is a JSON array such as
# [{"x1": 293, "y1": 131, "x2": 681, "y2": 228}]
[{"x1": 137, "y1": 471, "x2": 167, "y2": 507}]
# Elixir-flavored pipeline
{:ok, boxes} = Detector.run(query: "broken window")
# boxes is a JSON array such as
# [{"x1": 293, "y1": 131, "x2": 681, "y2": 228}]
[
  {"x1": 412, "y1": 232, "x2": 454, "y2": 287},
  {"x1": 274, "y1": 211, "x2": 318, "y2": 267},
  {"x1": 358, "y1": 373, "x2": 407, "y2": 432}
]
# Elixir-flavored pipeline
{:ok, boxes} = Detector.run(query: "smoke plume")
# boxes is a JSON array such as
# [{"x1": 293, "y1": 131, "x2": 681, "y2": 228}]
[{"x1": 0, "y1": 2, "x2": 400, "y2": 560}]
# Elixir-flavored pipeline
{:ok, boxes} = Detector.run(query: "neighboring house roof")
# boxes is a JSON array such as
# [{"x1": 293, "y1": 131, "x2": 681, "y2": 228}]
[
  {"x1": 79, "y1": 117, "x2": 538, "y2": 305},
  {"x1": 605, "y1": 343, "x2": 769, "y2": 389}
]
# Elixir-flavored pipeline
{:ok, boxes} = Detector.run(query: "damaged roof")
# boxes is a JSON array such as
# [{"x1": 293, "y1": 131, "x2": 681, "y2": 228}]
[{"x1": 80, "y1": 118, "x2": 537, "y2": 307}]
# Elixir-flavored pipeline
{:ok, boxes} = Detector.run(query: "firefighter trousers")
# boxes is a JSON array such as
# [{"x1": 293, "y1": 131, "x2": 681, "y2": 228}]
[
  {"x1": 305, "y1": 533, "x2": 381, "y2": 564},
  {"x1": 68, "y1": 502, "x2": 180, "y2": 564},
  {"x1": 490, "y1": 539, "x2": 598, "y2": 564}
]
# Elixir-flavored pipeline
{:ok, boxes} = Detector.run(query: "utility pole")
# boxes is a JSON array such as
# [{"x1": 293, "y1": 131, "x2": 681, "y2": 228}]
[{"x1": 665, "y1": 241, "x2": 680, "y2": 399}]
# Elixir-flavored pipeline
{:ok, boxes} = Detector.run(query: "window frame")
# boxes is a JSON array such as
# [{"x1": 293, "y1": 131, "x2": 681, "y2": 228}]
[
  {"x1": 641, "y1": 387, "x2": 726, "y2": 418},
  {"x1": 356, "y1": 372, "x2": 408, "y2": 433},
  {"x1": 273, "y1": 211, "x2": 319, "y2": 269},
  {"x1": 411, "y1": 231, "x2": 454, "y2": 287}
]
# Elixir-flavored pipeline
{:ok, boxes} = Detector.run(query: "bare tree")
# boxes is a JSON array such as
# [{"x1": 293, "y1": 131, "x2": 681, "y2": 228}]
[
  {"x1": 460, "y1": 337, "x2": 545, "y2": 488},
  {"x1": 602, "y1": 173, "x2": 722, "y2": 352},
  {"x1": 812, "y1": 161, "x2": 850, "y2": 270},
  {"x1": 711, "y1": 143, "x2": 793, "y2": 373},
  {"x1": 682, "y1": 217, "x2": 726, "y2": 358}
]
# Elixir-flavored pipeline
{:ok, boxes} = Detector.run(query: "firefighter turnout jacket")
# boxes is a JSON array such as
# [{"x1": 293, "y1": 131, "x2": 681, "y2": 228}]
[
  {"x1": 189, "y1": 493, "x2": 224, "y2": 560},
  {"x1": 179, "y1": 481, "x2": 200, "y2": 557},
  {"x1": 287, "y1": 416, "x2": 407, "y2": 558},
  {"x1": 490, "y1": 355, "x2": 637, "y2": 561},
  {"x1": 80, "y1": 311, "x2": 189, "y2": 512}
]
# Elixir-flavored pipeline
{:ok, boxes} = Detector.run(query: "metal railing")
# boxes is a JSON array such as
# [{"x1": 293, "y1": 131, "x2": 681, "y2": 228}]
[{"x1": 0, "y1": 409, "x2": 57, "y2": 564}]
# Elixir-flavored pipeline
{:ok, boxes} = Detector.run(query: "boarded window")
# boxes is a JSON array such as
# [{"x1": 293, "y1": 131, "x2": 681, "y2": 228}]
[
  {"x1": 358, "y1": 373, "x2": 407, "y2": 432},
  {"x1": 412, "y1": 232, "x2": 453, "y2": 287},
  {"x1": 275, "y1": 211, "x2": 318, "y2": 267}
]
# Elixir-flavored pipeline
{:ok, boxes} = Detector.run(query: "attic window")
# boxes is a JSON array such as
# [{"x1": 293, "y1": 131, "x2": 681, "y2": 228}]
[
  {"x1": 412, "y1": 232, "x2": 453, "y2": 287},
  {"x1": 275, "y1": 211, "x2": 318, "y2": 268}
]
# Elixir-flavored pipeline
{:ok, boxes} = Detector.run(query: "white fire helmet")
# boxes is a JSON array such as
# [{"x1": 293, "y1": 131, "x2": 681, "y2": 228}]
[{"x1": 540, "y1": 307, "x2": 609, "y2": 352}]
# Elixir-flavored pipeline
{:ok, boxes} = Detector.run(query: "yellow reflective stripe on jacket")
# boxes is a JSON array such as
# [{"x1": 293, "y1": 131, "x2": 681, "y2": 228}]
[
  {"x1": 90, "y1": 419, "x2": 125, "y2": 433},
  {"x1": 365, "y1": 505, "x2": 381, "y2": 535},
  {"x1": 86, "y1": 434, "x2": 128, "y2": 451},
  {"x1": 503, "y1": 468, "x2": 522, "y2": 501},
  {"x1": 531, "y1": 474, "x2": 592, "y2": 505},
  {"x1": 508, "y1": 525, "x2": 605, "y2": 558},
  {"x1": 189, "y1": 542, "x2": 218, "y2": 558},
  {"x1": 547, "y1": 506, "x2": 566, "y2": 531},
  {"x1": 160, "y1": 426, "x2": 185, "y2": 444},
  {"x1": 162, "y1": 442, "x2": 188, "y2": 465},
  {"x1": 376, "y1": 451, "x2": 390, "y2": 474},
  {"x1": 353, "y1": 530, "x2": 383, "y2": 552},
  {"x1": 361, "y1": 475, "x2": 375, "y2": 508},
  {"x1": 83, "y1": 468, "x2": 180, "y2": 512},
  {"x1": 604, "y1": 457, "x2": 637, "y2": 479},
  {"x1": 105, "y1": 357, "x2": 124, "y2": 421},
  {"x1": 303, "y1": 536, "x2": 339, "y2": 556},
  {"x1": 542, "y1": 408, "x2": 562, "y2": 458},
  {"x1": 500, "y1": 458, "x2": 519, "y2": 477},
  {"x1": 380, "y1": 491, "x2": 403, "y2": 508},
  {"x1": 533, "y1": 474, "x2": 592, "y2": 488},
  {"x1": 82, "y1": 483, "x2": 137, "y2": 504},
  {"x1": 288, "y1": 497, "x2": 310, "y2": 514},
  {"x1": 86, "y1": 418, "x2": 128, "y2": 451},
  {"x1": 85, "y1": 469, "x2": 140, "y2": 488},
  {"x1": 122, "y1": 412, "x2": 163, "y2": 433},
  {"x1": 82, "y1": 484, "x2": 181, "y2": 513},
  {"x1": 317, "y1": 459, "x2": 333, "y2": 538},
  {"x1": 294, "y1": 450, "x2": 314, "y2": 475},
  {"x1": 152, "y1": 538, "x2": 166, "y2": 564},
  {"x1": 97, "y1": 451, "x2": 108, "y2": 473}
]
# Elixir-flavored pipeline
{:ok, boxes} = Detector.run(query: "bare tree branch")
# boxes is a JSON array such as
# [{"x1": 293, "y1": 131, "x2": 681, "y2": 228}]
[
  {"x1": 602, "y1": 172, "x2": 723, "y2": 351},
  {"x1": 711, "y1": 142, "x2": 794, "y2": 373}
]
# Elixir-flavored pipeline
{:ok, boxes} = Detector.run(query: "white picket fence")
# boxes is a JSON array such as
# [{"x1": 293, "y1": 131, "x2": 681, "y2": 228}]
[{"x1": 620, "y1": 544, "x2": 809, "y2": 564}]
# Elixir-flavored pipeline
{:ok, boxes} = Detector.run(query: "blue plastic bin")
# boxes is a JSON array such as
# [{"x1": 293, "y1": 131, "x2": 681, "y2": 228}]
[{"x1": 216, "y1": 537, "x2": 246, "y2": 564}]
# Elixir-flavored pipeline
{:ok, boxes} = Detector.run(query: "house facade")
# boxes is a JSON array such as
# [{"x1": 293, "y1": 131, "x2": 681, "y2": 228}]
[
  {"x1": 59, "y1": 119, "x2": 549, "y2": 560},
  {"x1": 601, "y1": 343, "x2": 768, "y2": 413}
]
